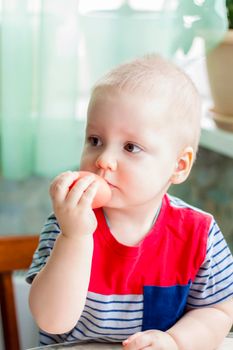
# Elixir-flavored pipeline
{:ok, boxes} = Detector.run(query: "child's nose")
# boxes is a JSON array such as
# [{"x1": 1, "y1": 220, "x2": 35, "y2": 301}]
[{"x1": 95, "y1": 152, "x2": 117, "y2": 172}]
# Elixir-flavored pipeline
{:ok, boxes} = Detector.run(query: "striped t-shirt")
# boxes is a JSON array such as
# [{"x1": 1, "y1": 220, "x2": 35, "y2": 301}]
[{"x1": 26, "y1": 194, "x2": 233, "y2": 346}]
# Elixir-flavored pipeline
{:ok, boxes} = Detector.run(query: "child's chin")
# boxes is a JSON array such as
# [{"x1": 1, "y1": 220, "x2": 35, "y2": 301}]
[{"x1": 103, "y1": 198, "x2": 126, "y2": 209}]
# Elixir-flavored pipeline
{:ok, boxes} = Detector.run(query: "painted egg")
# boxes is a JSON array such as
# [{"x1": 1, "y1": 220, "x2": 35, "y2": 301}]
[{"x1": 69, "y1": 171, "x2": 112, "y2": 208}]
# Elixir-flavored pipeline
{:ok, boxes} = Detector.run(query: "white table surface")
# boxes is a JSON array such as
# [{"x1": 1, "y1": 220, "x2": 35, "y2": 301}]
[
  {"x1": 28, "y1": 334, "x2": 233, "y2": 350},
  {"x1": 28, "y1": 344, "x2": 120, "y2": 350},
  {"x1": 218, "y1": 336, "x2": 233, "y2": 350}
]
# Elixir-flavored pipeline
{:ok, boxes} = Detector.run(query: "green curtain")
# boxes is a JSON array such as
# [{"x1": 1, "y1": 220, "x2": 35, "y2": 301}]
[
  {"x1": 0, "y1": 0, "x2": 84, "y2": 179},
  {"x1": 0, "y1": 0, "x2": 228, "y2": 179},
  {"x1": 79, "y1": 0, "x2": 228, "y2": 85}
]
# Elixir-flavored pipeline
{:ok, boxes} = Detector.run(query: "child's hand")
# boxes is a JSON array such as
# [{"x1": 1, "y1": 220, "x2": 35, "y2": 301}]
[
  {"x1": 123, "y1": 330, "x2": 178, "y2": 350},
  {"x1": 49, "y1": 171, "x2": 98, "y2": 239}
]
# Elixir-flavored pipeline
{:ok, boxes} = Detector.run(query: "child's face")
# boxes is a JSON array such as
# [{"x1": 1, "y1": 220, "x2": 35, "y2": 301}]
[{"x1": 80, "y1": 89, "x2": 179, "y2": 209}]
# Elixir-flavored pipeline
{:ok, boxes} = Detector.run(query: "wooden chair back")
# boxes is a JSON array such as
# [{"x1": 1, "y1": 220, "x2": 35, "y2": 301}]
[{"x1": 0, "y1": 235, "x2": 39, "y2": 350}]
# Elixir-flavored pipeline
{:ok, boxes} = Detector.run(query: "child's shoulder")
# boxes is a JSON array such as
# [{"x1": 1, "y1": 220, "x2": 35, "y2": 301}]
[
  {"x1": 164, "y1": 193, "x2": 214, "y2": 231},
  {"x1": 165, "y1": 193, "x2": 213, "y2": 218}
]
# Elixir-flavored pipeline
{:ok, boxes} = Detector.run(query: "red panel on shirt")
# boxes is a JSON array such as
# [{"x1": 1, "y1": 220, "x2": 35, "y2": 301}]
[{"x1": 88, "y1": 194, "x2": 211, "y2": 295}]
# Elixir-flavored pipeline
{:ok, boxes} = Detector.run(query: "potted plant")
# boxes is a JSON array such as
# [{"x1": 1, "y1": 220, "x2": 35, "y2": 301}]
[{"x1": 206, "y1": 0, "x2": 233, "y2": 132}]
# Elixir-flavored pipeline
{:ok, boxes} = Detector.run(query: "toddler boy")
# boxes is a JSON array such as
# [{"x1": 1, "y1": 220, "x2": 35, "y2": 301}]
[{"x1": 27, "y1": 55, "x2": 233, "y2": 350}]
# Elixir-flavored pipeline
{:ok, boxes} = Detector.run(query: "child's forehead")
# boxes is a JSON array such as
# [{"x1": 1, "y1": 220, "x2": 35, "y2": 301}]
[
  {"x1": 87, "y1": 88, "x2": 173, "y2": 134},
  {"x1": 89, "y1": 86, "x2": 172, "y2": 115}
]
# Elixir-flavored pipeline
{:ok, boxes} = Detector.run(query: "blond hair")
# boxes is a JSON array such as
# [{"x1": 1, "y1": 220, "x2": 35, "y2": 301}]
[{"x1": 91, "y1": 54, "x2": 202, "y2": 156}]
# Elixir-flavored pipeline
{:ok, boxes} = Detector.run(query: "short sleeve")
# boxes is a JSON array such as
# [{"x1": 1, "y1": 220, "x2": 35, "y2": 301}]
[
  {"x1": 26, "y1": 213, "x2": 61, "y2": 284},
  {"x1": 187, "y1": 218, "x2": 233, "y2": 307}
]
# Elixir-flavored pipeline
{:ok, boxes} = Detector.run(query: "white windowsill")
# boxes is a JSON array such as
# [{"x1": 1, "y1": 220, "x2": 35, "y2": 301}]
[{"x1": 200, "y1": 100, "x2": 233, "y2": 159}]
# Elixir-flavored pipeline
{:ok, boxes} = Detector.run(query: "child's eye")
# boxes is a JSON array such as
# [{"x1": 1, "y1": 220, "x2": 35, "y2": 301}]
[
  {"x1": 88, "y1": 136, "x2": 102, "y2": 147},
  {"x1": 124, "y1": 143, "x2": 142, "y2": 153}
]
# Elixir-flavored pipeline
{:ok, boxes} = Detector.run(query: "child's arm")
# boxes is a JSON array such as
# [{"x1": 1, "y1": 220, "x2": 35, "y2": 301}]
[
  {"x1": 168, "y1": 298, "x2": 233, "y2": 350},
  {"x1": 123, "y1": 298, "x2": 233, "y2": 350},
  {"x1": 29, "y1": 171, "x2": 98, "y2": 334}
]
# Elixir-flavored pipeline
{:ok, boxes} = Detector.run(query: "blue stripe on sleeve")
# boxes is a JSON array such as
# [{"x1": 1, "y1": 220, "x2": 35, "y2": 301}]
[{"x1": 188, "y1": 218, "x2": 233, "y2": 307}]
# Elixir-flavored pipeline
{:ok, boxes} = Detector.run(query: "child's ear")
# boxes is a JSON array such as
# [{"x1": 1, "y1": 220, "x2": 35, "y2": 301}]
[{"x1": 171, "y1": 146, "x2": 194, "y2": 184}]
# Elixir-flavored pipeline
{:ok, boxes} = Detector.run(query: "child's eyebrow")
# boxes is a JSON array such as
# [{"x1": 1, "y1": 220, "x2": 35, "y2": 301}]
[
  {"x1": 85, "y1": 123, "x2": 98, "y2": 132},
  {"x1": 86, "y1": 120, "x2": 100, "y2": 129}
]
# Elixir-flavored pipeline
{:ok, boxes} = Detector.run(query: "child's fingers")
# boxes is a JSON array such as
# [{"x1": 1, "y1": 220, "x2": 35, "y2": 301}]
[
  {"x1": 123, "y1": 332, "x2": 151, "y2": 350},
  {"x1": 79, "y1": 181, "x2": 99, "y2": 208},
  {"x1": 123, "y1": 332, "x2": 143, "y2": 346},
  {"x1": 66, "y1": 175, "x2": 96, "y2": 207},
  {"x1": 50, "y1": 171, "x2": 79, "y2": 203}
]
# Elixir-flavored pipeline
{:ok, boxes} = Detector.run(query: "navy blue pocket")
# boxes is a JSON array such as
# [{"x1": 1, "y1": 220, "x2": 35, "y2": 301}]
[{"x1": 143, "y1": 283, "x2": 191, "y2": 331}]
